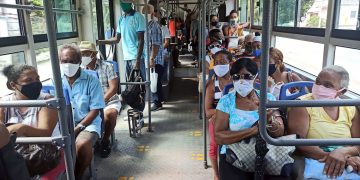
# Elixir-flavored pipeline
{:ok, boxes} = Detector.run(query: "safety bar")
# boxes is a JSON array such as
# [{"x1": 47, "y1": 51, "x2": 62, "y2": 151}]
[
  {"x1": 259, "y1": 0, "x2": 360, "y2": 147},
  {"x1": 0, "y1": 3, "x2": 83, "y2": 14},
  {"x1": 0, "y1": 99, "x2": 59, "y2": 108},
  {"x1": 119, "y1": 81, "x2": 151, "y2": 85},
  {"x1": 16, "y1": 136, "x2": 66, "y2": 146},
  {"x1": 201, "y1": 0, "x2": 208, "y2": 169}
]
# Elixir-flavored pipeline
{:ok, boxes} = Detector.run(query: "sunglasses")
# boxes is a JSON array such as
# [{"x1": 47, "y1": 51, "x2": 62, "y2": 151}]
[
  {"x1": 232, "y1": 74, "x2": 257, "y2": 81},
  {"x1": 209, "y1": 44, "x2": 222, "y2": 49}
]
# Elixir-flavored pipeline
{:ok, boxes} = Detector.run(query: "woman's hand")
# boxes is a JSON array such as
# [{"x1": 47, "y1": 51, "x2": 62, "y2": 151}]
[
  {"x1": 7, "y1": 124, "x2": 26, "y2": 136},
  {"x1": 346, "y1": 156, "x2": 360, "y2": 174},
  {"x1": 320, "y1": 148, "x2": 349, "y2": 178}
]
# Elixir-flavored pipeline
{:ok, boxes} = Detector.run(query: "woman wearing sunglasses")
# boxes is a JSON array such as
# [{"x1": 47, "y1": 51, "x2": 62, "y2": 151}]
[
  {"x1": 205, "y1": 50, "x2": 233, "y2": 180},
  {"x1": 214, "y1": 58, "x2": 286, "y2": 179}
]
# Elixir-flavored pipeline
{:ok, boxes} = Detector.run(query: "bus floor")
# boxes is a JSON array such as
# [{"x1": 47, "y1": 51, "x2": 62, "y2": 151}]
[{"x1": 93, "y1": 55, "x2": 212, "y2": 180}]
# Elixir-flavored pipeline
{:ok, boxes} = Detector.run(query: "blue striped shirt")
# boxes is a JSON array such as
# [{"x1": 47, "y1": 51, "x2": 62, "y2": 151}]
[{"x1": 145, "y1": 20, "x2": 164, "y2": 66}]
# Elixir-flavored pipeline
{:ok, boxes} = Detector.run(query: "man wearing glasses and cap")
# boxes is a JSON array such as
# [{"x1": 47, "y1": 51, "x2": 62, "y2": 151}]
[
  {"x1": 97, "y1": 0, "x2": 146, "y2": 80},
  {"x1": 79, "y1": 41, "x2": 120, "y2": 158}
]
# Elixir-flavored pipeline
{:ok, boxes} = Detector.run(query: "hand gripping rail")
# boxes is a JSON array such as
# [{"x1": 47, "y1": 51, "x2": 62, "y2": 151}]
[
  {"x1": 259, "y1": 0, "x2": 360, "y2": 147},
  {"x1": 0, "y1": 1, "x2": 76, "y2": 179}
]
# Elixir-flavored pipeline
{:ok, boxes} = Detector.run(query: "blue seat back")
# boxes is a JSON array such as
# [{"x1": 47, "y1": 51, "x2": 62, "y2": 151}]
[
  {"x1": 42, "y1": 85, "x2": 71, "y2": 105},
  {"x1": 279, "y1": 81, "x2": 314, "y2": 100},
  {"x1": 84, "y1": 69, "x2": 99, "y2": 79}
]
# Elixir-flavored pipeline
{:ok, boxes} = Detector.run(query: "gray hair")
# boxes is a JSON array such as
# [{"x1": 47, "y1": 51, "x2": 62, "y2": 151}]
[
  {"x1": 2, "y1": 65, "x2": 37, "y2": 90},
  {"x1": 58, "y1": 44, "x2": 82, "y2": 63},
  {"x1": 322, "y1": 65, "x2": 349, "y2": 88}
]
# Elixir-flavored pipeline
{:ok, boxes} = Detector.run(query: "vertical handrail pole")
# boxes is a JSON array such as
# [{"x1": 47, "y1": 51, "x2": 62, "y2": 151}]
[
  {"x1": 198, "y1": 0, "x2": 203, "y2": 119},
  {"x1": 144, "y1": 0, "x2": 153, "y2": 132},
  {"x1": 42, "y1": 0, "x2": 75, "y2": 180},
  {"x1": 202, "y1": 0, "x2": 208, "y2": 169},
  {"x1": 259, "y1": 0, "x2": 272, "y2": 141}
]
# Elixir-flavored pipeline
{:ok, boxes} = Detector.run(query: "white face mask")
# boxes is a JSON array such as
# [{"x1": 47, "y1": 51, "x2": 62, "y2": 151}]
[
  {"x1": 233, "y1": 79, "x2": 255, "y2": 97},
  {"x1": 60, "y1": 63, "x2": 80, "y2": 77},
  {"x1": 147, "y1": 14, "x2": 152, "y2": 23},
  {"x1": 210, "y1": 47, "x2": 222, "y2": 55},
  {"x1": 81, "y1": 56, "x2": 93, "y2": 67},
  {"x1": 214, "y1": 64, "x2": 229, "y2": 77}
]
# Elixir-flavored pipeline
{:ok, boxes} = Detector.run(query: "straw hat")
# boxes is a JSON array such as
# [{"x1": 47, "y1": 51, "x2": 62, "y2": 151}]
[{"x1": 79, "y1": 41, "x2": 97, "y2": 52}]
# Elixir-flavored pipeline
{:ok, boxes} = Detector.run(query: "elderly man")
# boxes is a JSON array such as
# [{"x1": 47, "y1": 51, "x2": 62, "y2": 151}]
[
  {"x1": 59, "y1": 44, "x2": 105, "y2": 179},
  {"x1": 288, "y1": 65, "x2": 360, "y2": 179},
  {"x1": 79, "y1": 41, "x2": 120, "y2": 158},
  {"x1": 97, "y1": 0, "x2": 146, "y2": 79},
  {"x1": 143, "y1": 4, "x2": 164, "y2": 111}
]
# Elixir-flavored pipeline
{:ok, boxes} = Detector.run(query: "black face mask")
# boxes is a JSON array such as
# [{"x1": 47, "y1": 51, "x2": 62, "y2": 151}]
[
  {"x1": 18, "y1": 81, "x2": 43, "y2": 100},
  {"x1": 211, "y1": 21, "x2": 218, "y2": 27},
  {"x1": 268, "y1": 64, "x2": 277, "y2": 76}
]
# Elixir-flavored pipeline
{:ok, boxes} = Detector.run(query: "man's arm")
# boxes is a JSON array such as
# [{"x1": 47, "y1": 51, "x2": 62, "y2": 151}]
[
  {"x1": 97, "y1": 34, "x2": 121, "y2": 45},
  {"x1": 136, "y1": 32, "x2": 145, "y2": 69}
]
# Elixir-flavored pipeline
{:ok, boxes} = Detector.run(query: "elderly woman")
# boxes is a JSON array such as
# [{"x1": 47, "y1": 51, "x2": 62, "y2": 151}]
[
  {"x1": 215, "y1": 58, "x2": 286, "y2": 179},
  {"x1": 268, "y1": 47, "x2": 302, "y2": 99},
  {"x1": 205, "y1": 50, "x2": 233, "y2": 180},
  {"x1": 288, "y1": 65, "x2": 360, "y2": 179},
  {"x1": 0, "y1": 64, "x2": 60, "y2": 176}
]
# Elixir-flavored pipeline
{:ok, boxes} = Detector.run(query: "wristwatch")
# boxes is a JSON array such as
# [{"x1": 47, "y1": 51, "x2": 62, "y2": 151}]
[{"x1": 77, "y1": 123, "x2": 86, "y2": 131}]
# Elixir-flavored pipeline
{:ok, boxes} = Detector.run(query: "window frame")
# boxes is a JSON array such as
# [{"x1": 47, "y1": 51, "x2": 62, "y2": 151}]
[{"x1": 331, "y1": 0, "x2": 360, "y2": 41}]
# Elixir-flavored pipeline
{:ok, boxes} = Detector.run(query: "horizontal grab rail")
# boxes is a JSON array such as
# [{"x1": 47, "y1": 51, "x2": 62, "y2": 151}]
[
  {"x1": 16, "y1": 136, "x2": 64, "y2": 144},
  {"x1": 0, "y1": 3, "x2": 83, "y2": 14},
  {"x1": 119, "y1": 81, "x2": 150, "y2": 85},
  {"x1": 267, "y1": 99, "x2": 360, "y2": 108}
]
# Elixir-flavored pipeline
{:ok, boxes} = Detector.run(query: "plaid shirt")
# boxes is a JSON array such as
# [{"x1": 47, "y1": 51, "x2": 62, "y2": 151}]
[
  {"x1": 146, "y1": 20, "x2": 164, "y2": 66},
  {"x1": 92, "y1": 60, "x2": 119, "y2": 102}
]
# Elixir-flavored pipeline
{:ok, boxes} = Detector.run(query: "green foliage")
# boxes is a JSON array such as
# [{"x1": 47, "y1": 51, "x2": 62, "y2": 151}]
[
  {"x1": 306, "y1": 15, "x2": 326, "y2": 28},
  {"x1": 300, "y1": 0, "x2": 315, "y2": 18},
  {"x1": 29, "y1": 0, "x2": 44, "y2": 17}
]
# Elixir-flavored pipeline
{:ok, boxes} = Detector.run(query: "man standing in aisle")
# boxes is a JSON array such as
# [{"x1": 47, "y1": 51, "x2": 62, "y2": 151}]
[
  {"x1": 97, "y1": 0, "x2": 146, "y2": 79},
  {"x1": 143, "y1": 5, "x2": 164, "y2": 111}
]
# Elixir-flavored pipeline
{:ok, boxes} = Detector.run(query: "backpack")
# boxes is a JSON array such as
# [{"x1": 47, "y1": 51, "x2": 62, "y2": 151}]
[{"x1": 121, "y1": 70, "x2": 145, "y2": 111}]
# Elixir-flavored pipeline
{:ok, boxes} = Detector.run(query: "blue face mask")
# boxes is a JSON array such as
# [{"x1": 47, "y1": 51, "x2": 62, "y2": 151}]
[{"x1": 253, "y1": 49, "x2": 261, "y2": 57}]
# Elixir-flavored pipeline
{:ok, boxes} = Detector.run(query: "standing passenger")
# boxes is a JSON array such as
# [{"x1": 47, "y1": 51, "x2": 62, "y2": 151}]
[
  {"x1": 223, "y1": 10, "x2": 250, "y2": 49},
  {"x1": 97, "y1": 0, "x2": 146, "y2": 79},
  {"x1": 143, "y1": 4, "x2": 164, "y2": 111},
  {"x1": 79, "y1": 41, "x2": 120, "y2": 158},
  {"x1": 59, "y1": 45, "x2": 105, "y2": 180}
]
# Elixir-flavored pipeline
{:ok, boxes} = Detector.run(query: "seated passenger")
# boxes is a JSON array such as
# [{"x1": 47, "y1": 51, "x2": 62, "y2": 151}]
[
  {"x1": 268, "y1": 47, "x2": 302, "y2": 99},
  {"x1": 214, "y1": 59, "x2": 286, "y2": 179},
  {"x1": 205, "y1": 50, "x2": 233, "y2": 180},
  {"x1": 0, "y1": 65, "x2": 60, "y2": 176},
  {"x1": 79, "y1": 41, "x2": 120, "y2": 158},
  {"x1": 288, "y1": 65, "x2": 360, "y2": 179},
  {"x1": 205, "y1": 29, "x2": 225, "y2": 80},
  {"x1": 237, "y1": 42, "x2": 255, "y2": 60},
  {"x1": 252, "y1": 34, "x2": 261, "y2": 57},
  {"x1": 59, "y1": 44, "x2": 105, "y2": 179}
]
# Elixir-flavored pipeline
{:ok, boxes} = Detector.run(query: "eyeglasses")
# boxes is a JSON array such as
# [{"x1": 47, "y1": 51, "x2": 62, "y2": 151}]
[
  {"x1": 209, "y1": 44, "x2": 222, "y2": 49},
  {"x1": 232, "y1": 74, "x2": 257, "y2": 81}
]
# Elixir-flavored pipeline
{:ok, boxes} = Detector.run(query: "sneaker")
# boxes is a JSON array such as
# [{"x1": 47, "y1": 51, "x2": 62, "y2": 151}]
[
  {"x1": 151, "y1": 103, "x2": 163, "y2": 111},
  {"x1": 100, "y1": 140, "x2": 111, "y2": 158}
]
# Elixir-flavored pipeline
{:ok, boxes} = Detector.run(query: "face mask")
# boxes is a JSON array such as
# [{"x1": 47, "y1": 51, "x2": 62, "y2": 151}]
[
  {"x1": 18, "y1": 81, "x2": 43, "y2": 100},
  {"x1": 147, "y1": 14, "x2": 152, "y2": 23},
  {"x1": 210, "y1": 47, "x2": 222, "y2": 54},
  {"x1": 211, "y1": 21, "x2": 218, "y2": 27},
  {"x1": 253, "y1": 49, "x2": 261, "y2": 57},
  {"x1": 233, "y1": 79, "x2": 255, "y2": 97},
  {"x1": 229, "y1": 19, "x2": 237, "y2": 26},
  {"x1": 312, "y1": 84, "x2": 339, "y2": 100},
  {"x1": 268, "y1": 64, "x2": 276, "y2": 76},
  {"x1": 120, "y1": 3, "x2": 132, "y2": 13},
  {"x1": 61, "y1": 63, "x2": 80, "y2": 77},
  {"x1": 81, "y1": 56, "x2": 93, "y2": 67},
  {"x1": 214, "y1": 64, "x2": 229, "y2": 77}
]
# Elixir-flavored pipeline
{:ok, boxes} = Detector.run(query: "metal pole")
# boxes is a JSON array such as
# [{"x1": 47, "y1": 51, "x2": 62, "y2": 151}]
[
  {"x1": 144, "y1": 0, "x2": 153, "y2": 132},
  {"x1": 198, "y1": 0, "x2": 202, "y2": 120},
  {"x1": 43, "y1": 1, "x2": 75, "y2": 179},
  {"x1": 202, "y1": 0, "x2": 208, "y2": 170},
  {"x1": 0, "y1": 3, "x2": 83, "y2": 14}
]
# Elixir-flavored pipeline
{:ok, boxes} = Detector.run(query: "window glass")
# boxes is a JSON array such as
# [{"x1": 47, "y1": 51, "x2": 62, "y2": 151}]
[
  {"x1": 253, "y1": 0, "x2": 263, "y2": 26},
  {"x1": 0, "y1": 0, "x2": 21, "y2": 37},
  {"x1": 91, "y1": 0, "x2": 98, "y2": 41},
  {"x1": 54, "y1": 0, "x2": 74, "y2": 33},
  {"x1": 276, "y1": 0, "x2": 296, "y2": 27},
  {"x1": 0, "y1": 52, "x2": 26, "y2": 96},
  {"x1": 30, "y1": 0, "x2": 47, "y2": 35},
  {"x1": 102, "y1": 0, "x2": 113, "y2": 59},
  {"x1": 35, "y1": 47, "x2": 52, "y2": 80},
  {"x1": 335, "y1": 0, "x2": 359, "y2": 30},
  {"x1": 239, "y1": 0, "x2": 248, "y2": 23},
  {"x1": 275, "y1": 36, "x2": 323, "y2": 75},
  {"x1": 298, "y1": 0, "x2": 328, "y2": 28},
  {"x1": 334, "y1": 47, "x2": 360, "y2": 94}
]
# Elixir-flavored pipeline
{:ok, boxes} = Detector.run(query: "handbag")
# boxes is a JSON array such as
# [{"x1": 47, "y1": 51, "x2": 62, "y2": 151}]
[
  {"x1": 226, "y1": 134, "x2": 296, "y2": 176},
  {"x1": 14, "y1": 143, "x2": 61, "y2": 176},
  {"x1": 121, "y1": 70, "x2": 145, "y2": 111},
  {"x1": 150, "y1": 68, "x2": 158, "y2": 93}
]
